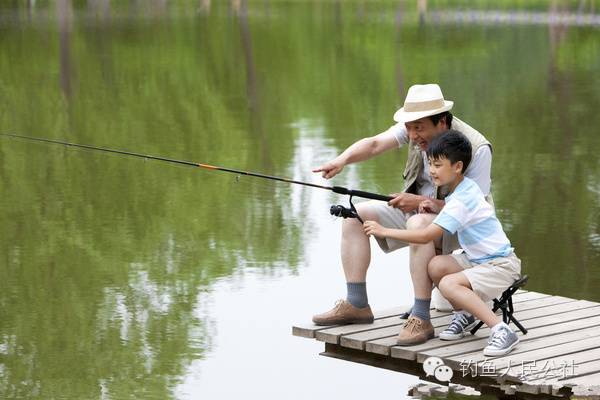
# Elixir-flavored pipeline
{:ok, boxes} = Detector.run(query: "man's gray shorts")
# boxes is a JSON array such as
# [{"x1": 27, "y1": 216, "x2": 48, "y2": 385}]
[{"x1": 359, "y1": 200, "x2": 459, "y2": 255}]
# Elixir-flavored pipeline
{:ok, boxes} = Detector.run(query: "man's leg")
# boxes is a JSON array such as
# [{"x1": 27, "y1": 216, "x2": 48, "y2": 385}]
[
  {"x1": 312, "y1": 202, "x2": 383, "y2": 325},
  {"x1": 340, "y1": 202, "x2": 380, "y2": 282},
  {"x1": 338, "y1": 204, "x2": 381, "y2": 310},
  {"x1": 396, "y1": 213, "x2": 441, "y2": 345},
  {"x1": 407, "y1": 213, "x2": 440, "y2": 316}
]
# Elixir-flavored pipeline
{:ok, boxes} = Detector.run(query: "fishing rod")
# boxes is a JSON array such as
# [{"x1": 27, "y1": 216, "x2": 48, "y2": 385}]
[{"x1": 1, "y1": 133, "x2": 393, "y2": 221}]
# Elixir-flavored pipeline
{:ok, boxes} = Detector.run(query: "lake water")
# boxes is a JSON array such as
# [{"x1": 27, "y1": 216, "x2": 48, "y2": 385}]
[{"x1": 1, "y1": 1, "x2": 599, "y2": 399}]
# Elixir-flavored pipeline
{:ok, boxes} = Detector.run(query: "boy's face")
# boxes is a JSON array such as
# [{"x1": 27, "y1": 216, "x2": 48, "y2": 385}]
[
  {"x1": 405, "y1": 117, "x2": 447, "y2": 151},
  {"x1": 428, "y1": 156, "x2": 463, "y2": 187}
]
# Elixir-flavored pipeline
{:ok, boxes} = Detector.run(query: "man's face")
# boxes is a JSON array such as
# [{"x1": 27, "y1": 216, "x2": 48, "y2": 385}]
[
  {"x1": 428, "y1": 156, "x2": 462, "y2": 187},
  {"x1": 405, "y1": 117, "x2": 447, "y2": 151}
]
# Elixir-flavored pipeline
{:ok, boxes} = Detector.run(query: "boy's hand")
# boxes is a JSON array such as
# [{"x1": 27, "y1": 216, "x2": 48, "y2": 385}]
[
  {"x1": 388, "y1": 193, "x2": 422, "y2": 212},
  {"x1": 363, "y1": 220, "x2": 388, "y2": 238},
  {"x1": 418, "y1": 199, "x2": 441, "y2": 214},
  {"x1": 312, "y1": 159, "x2": 344, "y2": 179}
]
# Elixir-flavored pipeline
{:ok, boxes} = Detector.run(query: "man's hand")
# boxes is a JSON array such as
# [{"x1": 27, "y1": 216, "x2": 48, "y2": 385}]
[
  {"x1": 363, "y1": 220, "x2": 388, "y2": 238},
  {"x1": 418, "y1": 199, "x2": 442, "y2": 214},
  {"x1": 387, "y1": 193, "x2": 423, "y2": 213},
  {"x1": 312, "y1": 159, "x2": 345, "y2": 179}
]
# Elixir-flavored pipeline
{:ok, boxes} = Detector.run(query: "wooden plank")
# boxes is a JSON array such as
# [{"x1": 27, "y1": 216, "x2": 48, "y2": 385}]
[
  {"x1": 340, "y1": 312, "x2": 456, "y2": 350},
  {"x1": 292, "y1": 291, "x2": 546, "y2": 339},
  {"x1": 349, "y1": 294, "x2": 570, "y2": 353},
  {"x1": 501, "y1": 331, "x2": 600, "y2": 381},
  {"x1": 557, "y1": 354, "x2": 600, "y2": 381},
  {"x1": 559, "y1": 370, "x2": 600, "y2": 387},
  {"x1": 441, "y1": 302, "x2": 600, "y2": 361},
  {"x1": 447, "y1": 335, "x2": 600, "y2": 396},
  {"x1": 414, "y1": 301, "x2": 600, "y2": 363},
  {"x1": 506, "y1": 291, "x2": 549, "y2": 302},
  {"x1": 293, "y1": 289, "x2": 600, "y2": 398},
  {"x1": 491, "y1": 327, "x2": 600, "y2": 379},
  {"x1": 319, "y1": 342, "x2": 424, "y2": 377},
  {"x1": 516, "y1": 349, "x2": 600, "y2": 395},
  {"x1": 316, "y1": 309, "x2": 453, "y2": 344},
  {"x1": 391, "y1": 300, "x2": 598, "y2": 362},
  {"x1": 292, "y1": 305, "x2": 411, "y2": 338},
  {"x1": 445, "y1": 335, "x2": 600, "y2": 377},
  {"x1": 312, "y1": 295, "x2": 546, "y2": 344},
  {"x1": 364, "y1": 292, "x2": 561, "y2": 356}
]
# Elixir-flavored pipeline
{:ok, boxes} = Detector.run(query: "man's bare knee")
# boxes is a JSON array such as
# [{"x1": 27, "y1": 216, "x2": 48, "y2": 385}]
[
  {"x1": 342, "y1": 203, "x2": 378, "y2": 236},
  {"x1": 406, "y1": 213, "x2": 436, "y2": 231},
  {"x1": 354, "y1": 203, "x2": 379, "y2": 222},
  {"x1": 342, "y1": 217, "x2": 364, "y2": 237}
]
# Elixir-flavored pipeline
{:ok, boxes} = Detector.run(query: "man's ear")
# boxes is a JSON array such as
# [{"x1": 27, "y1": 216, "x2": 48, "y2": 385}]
[{"x1": 436, "y1": 115, "x2": 447, "y2": 129}]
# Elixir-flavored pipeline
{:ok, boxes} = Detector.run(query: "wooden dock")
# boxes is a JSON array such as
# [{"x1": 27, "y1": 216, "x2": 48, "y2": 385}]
[{"x1": 293, "y1": 290, "x2": 600, "y2": 399}]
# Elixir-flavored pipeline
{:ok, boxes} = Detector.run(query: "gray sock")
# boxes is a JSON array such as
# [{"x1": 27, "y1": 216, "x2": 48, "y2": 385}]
[
  {"x1": 346, "y1": 282, "x2": 368, "y2": 309},
  {"x1": 411, "y1": 298, "x2": 431, "y2": 321}
]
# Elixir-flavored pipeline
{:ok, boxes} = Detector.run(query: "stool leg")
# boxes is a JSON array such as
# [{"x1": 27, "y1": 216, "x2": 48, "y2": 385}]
[
  {"x1": 507, "y1": 313, "x2": 528, "y2": 334},
  {"x1": 470, "y1": 320, "x2": 484, "y2": 335},
  {"x1": 505, "y1": 293, "x2": 527, "y2": 334}
]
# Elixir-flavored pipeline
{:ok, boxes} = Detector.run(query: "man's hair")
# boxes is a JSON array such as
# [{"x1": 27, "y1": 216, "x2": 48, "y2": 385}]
[
  {"x1": 429, "y1": 111, "x2": 453, "y2": 128},
  {"x1": 426, "y1": 129, "x2": 471, "y2": 173}
]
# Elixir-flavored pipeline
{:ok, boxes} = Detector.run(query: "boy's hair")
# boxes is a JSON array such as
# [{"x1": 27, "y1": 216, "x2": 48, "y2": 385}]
[
  {"x1": 429, "y1": 111, "x2": 453, "y2": 128},
  {"x1": 426, "y1": 130, "x2": 472, "y2": 173}
]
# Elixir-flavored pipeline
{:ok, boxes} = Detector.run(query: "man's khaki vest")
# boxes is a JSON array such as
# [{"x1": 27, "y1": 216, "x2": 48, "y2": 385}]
[{"x1": 401, "y1": 116, "x2": 492, "y2": 200}]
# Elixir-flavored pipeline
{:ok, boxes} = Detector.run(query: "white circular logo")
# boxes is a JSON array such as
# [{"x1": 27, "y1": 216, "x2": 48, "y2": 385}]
[{"x1": 423, "y1": 356, "x2": 454, "y2": 382}]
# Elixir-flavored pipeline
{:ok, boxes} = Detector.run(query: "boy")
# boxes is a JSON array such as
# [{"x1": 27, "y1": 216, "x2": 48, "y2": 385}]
[{"x1": 363, "y1": 130, "x2": 521, "y2": 356}]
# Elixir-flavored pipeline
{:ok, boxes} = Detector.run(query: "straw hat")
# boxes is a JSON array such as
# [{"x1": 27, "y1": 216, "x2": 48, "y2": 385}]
[{"x1": 393, "y1": 84, "x2": 454, "y2": 123}]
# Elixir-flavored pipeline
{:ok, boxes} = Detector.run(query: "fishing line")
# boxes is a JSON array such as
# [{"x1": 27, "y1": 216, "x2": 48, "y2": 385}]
[{"x1": 2, "y1": 133, "x2": 391, "y2": 198}]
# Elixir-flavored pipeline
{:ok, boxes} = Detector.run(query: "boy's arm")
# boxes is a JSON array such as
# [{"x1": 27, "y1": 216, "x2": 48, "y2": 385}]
[{"x1": 363, "y1": 220, "x2": 444, "y2": 244}]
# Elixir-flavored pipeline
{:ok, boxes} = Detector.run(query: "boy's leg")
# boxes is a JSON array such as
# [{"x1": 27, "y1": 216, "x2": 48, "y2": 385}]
[
  {"x1": 439, "y1": 271, "x2": 520, "y2": 356},
  {"x1": 427, "y1": 255, "x2": 464, "y2": 287},
  {"x1": 438, "y1": 271, "x2": 500, "y2": 328},
  {"x1": 429, "y1": 256, "x2": 478, "y2": 340}
]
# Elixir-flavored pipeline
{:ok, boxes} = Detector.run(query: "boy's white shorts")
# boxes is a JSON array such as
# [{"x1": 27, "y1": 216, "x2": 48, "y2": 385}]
[{"x1": 451, "y1": 252, "x2": 522, "y2": 302}]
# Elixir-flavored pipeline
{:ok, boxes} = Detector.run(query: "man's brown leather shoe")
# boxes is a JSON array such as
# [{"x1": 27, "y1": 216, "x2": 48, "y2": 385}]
[
  {"x1": 312, "y1": 299, "x2": 374, "y2": 326},
  {"x1": 396, "y1": 316, "x2": 434, "y2": 346}
]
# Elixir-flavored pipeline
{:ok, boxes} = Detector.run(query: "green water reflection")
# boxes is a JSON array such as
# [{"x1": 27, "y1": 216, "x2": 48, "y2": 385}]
[{"x1": 1, "y1": 1, "x2": 599, "y2": 398}]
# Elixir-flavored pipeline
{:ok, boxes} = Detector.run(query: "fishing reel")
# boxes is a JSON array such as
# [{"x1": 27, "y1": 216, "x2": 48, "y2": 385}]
[{"x1": 329, "y1": 195, "x2": 363, "y2": 223}]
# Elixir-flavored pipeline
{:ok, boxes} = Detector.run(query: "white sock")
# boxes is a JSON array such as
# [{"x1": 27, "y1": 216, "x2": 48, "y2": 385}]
[
  {"x1": 491, "y1": 321, "x2": 510, "y2": 333},
  {"x1": 455, "y1": 309, "x2": 472, "y2": 317}
]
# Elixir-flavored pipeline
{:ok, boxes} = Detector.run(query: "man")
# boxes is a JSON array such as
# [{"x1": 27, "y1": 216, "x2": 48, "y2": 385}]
[{"x1": 311, "y1": 84, "x2": 493, "y2": 345}]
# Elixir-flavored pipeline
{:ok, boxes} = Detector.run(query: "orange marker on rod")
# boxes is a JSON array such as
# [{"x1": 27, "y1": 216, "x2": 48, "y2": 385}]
[{"x1": 1, "y1": 133, "x2": 393, "y2": 202}]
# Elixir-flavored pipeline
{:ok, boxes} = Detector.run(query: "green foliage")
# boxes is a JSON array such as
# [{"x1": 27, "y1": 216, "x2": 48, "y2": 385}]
[{"x1": 0, "y1": 1, "x2": 599, "y2": 398}]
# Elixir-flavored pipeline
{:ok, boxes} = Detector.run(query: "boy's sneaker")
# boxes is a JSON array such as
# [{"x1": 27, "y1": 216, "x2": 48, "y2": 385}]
[
  {"x1": 483, "y1": 323, "x2": 520, "y2": 357},
  {"x1": 439, "y1": 312, "x2": 477, "y2": 341}
]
